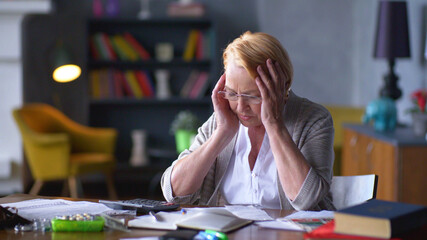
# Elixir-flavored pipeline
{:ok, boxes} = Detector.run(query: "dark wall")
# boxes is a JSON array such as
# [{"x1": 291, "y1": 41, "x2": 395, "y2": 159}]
[
  {"x1": 19, "y1": 0, "x2": 256, "y2": 193},
  {"x1": 23, "y1": 0, "x2": 259, "y2": 123},
  {"x1": 51, "y1": 0, "x2": 260, "y2": 71},
  {"x1": 22, "y1": 13, "x2": 88, "y2": 124}
]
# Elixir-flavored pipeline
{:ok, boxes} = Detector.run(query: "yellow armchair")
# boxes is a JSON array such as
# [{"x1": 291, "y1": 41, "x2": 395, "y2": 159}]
[
  {"x1": 13, "y1": 103, "x2": 118, "y2": 199},
  {"x1": 325, "y1": 105, "x2": 365, "y2": 176}
]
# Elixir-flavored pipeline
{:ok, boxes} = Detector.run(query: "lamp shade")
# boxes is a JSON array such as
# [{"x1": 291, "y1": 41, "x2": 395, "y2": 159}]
[
  {"x1": 52, "y1": 41, "x2": 81, "y2": 83},
  {"x1": 374, "y1": 0, "x2": 410, "y2": 59}
]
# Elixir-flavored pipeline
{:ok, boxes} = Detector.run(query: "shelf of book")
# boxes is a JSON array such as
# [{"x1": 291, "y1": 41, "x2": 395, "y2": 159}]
[
  {"x1": 86, "y1": 17, "x2": 217, "y2": 164},
  {"x1": 88, "y1": 59, "x2": 211, "y2": 69},
  {"x1": 88, "y1": 18, "x2": 212, "y2": 28},
  {"x1": 89, "y1": 97, "x2": 212, "y2": 106}
]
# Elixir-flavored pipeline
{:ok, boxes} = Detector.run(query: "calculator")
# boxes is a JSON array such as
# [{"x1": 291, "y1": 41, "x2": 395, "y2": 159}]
[{"x1": 99, "y1": 199, "x2": 180, "y2": 213}]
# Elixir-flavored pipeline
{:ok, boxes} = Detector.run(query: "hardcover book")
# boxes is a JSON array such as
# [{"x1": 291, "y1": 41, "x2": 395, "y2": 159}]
[
  {"x1": 124, "y1": 71, "x2": 143, "y2": 98},
  {"x1": 92, "y1": 33, "x2": 110, "y2": 60},
  {"x1": 100, "y1": 33, "x2": 117, "y2": 60},
  {"x1": 115, "y1": 71, "x2": 133, "y2": 97},
  {"x1": 334, "y1": 199, "x2": 427, "y2": 239},
  {"x1": 183, "y1": 30, "x2": 198, "y2": 61},
  {"x1": 304, "y1": 220, "x2": 401, "y2": 240},
  {"x1": 112, "y1": 70, "x2": 123, "y2": 98},
  {"x1": 180, "y1": 70, "x2": 200, "y2": 97},
  {"x1": 135, "y1": 71, "x2": 154, "y2": 97},
  {"x1": 123, "y1": 32, "x2": 151, "y2": 60},
  {"x1": 111, "y1": 35, "x2": 139, "y2": 61},
  {"x1": 188, "y1": 71, "x2": 209, "y2": 98}
]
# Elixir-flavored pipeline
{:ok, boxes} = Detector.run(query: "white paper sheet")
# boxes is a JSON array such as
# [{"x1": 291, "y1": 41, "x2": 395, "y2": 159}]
[
  {"x1": 279, "y1": 210, "x2": 334, "y2": 220},
  {"x1": 128, "y1": 211, "x2": 183, "y2": 230},
  {"x1": 256, "y1": 220, "x2": 305, "y2": 231},
  {"x1": 0, "y1": 198, "x2": 116, "y2": 220},
  {"x1": 225, "y1": 205, "x2": 274, "y2": 221},
  {"x1": 128, "y1": 207, "x2": 234, "y2": 230},
  {"x1": 128, "y1": 207, "x2": 252, "y2": 232}
]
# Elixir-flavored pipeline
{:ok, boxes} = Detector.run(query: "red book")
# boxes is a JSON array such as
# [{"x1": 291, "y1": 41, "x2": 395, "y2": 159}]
[
  {"x1": 112, "y1": 70, "x2": 123, "y2": 98},
  {"x1": 115, "y1": 71, "x2": 133, "y2": 97},
  {"x1": 304, "y1": 220, "x2": 401, "y2": 240},
  {"x1": 189, "y1": 71, "x2": 209, "y2": 98},
  {"x1": 135, "y1": 70, "x2": 154, "y2": 97},
  {"x1": 100, "y1": 33, "x2": 117, "y2": 60},
  {"x1": 143, "y1": 71, "x2": 156, "y2": 96},
  {"x1": 89, "y1": 36, "x2": 100, "y2": 60},
  {"x1": 180, "y1": 70, "x2": 199, "y2": 97},
  {"x1": 123, "y1": 32, "x2": 151, "y2": 60},
  {"x1": 195, "y1": 30, "x2": 204, "y2": 60},
  {"x1": 93, "y1": 33, "x2": 109, "y2": 60}
]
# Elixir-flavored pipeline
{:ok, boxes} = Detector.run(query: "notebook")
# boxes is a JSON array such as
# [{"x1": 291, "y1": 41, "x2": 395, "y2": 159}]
[{"x1": 127, "y1": 208, "x2": 252, "y2": 233}]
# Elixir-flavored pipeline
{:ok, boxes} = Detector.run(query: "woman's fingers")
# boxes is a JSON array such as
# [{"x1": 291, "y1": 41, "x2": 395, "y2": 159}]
[
  {"x1": 255, "y1": 76, "x2": 267, "y2": 98},
  {"x1": 257, "y1": 65, "x2": 274, "y2": 92},
  {"x1": 213, "y1": 74, "x2": 225, "y2": 92},
  {"x1": 212, "y1": 74, "x2": 225, "y2": 102},
  {"x1": 275, "y1": 61, "x2": 286, "y2": 93},
  {"x1": 266, "y1": 59, "x2": 279, "y2": 84}
]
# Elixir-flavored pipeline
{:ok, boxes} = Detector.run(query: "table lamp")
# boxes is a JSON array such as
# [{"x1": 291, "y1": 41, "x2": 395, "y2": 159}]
[{"x1": 374, "y1": 0, "x2": 411, "y2": 101}]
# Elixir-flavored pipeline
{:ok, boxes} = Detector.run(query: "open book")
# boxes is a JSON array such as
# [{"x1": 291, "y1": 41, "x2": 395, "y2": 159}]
[{"x1": 127, "y1": 208, "x2": 252, "y2": 233}]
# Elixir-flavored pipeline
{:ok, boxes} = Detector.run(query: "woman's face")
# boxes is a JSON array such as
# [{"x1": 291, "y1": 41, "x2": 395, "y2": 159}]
[{"x1": 225, "y1": 59, "x2": 262, "y2": 128}]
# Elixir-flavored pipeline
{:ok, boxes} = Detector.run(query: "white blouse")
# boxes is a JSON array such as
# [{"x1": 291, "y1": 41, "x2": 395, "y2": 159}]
[{"x1": 221, "y1": 123, "x2": 281, "y2": 209}]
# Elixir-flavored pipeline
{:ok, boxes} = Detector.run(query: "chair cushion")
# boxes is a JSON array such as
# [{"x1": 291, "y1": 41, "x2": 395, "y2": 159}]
[{"x1": 69, "y1": 153, "x2": 115, "y2": 176}]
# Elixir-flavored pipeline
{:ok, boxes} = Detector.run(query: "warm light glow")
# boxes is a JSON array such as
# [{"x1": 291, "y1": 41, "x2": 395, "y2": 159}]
[{"x1": 52, "y1": 64, "x2": 81, "y2": 83}]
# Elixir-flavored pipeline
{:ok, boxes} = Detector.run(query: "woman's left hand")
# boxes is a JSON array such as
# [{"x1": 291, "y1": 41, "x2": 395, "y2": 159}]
[{"x1": 255, "y1": 59, "x2": 289, "y2": 128}]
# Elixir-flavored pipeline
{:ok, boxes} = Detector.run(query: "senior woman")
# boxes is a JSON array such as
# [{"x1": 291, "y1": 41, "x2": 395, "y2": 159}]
[{"x1": 161, "y1": 31, "x2": 335, "y2": 210}]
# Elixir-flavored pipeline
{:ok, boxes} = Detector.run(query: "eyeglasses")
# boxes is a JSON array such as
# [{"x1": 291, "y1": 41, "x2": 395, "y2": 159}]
[{"x1": 218, "y1": 91, "x2": 262, "y2": 104}]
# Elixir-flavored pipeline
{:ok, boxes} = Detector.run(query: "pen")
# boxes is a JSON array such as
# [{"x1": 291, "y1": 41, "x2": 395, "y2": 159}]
[{"x1": 149, "y1": 211, "x2": 159, "y2": 221}]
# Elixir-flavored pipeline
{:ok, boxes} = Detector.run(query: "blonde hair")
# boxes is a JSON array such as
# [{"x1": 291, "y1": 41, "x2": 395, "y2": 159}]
[{"x1": 223, "y1": 31, "x2": 293, "y2": 87}]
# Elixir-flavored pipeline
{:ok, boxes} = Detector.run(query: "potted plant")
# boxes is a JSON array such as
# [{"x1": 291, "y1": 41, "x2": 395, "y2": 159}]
[
  {"x1": 407, "y1": 89, "x2": 427, "y2": 136},
  {"x1": 170, "y1": 110, "x2": 200, "y2": 153}
]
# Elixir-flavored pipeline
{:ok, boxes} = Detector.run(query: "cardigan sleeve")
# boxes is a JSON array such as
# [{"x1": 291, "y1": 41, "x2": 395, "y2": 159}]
[
  {"x1": 285, "y1": 102, "x2": 335, "y2": 210},
  {"x1": 161, "y1": 114, "x2": 217, "y2": 204}
]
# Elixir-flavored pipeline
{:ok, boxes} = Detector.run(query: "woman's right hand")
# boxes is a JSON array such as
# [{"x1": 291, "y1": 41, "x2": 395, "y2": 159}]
[
  {"x1": 211, "y1": 74, "x2": 239, "y2": 137},
  {"x1": 170, "y1": 74, "x2": 238, "y2": 196}
]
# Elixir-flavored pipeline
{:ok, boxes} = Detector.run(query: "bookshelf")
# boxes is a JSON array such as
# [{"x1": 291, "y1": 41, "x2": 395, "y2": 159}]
[{"x1": 86, "y1": 18, "x2": 217, "y2": 165}]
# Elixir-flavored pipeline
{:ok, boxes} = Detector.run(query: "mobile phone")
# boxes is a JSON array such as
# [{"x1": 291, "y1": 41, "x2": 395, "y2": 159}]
[{"x1": 159, "y1": 229, "x2": 199, "y2": 240}]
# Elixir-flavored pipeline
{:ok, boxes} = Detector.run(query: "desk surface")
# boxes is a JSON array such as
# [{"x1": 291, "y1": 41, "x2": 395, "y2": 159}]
[
  {"x1": 0, "y1": 194, "x2": 304, "y2": 240},
  {"x1": 2, "y1": 194, "x2": 426, "y2": 240}
]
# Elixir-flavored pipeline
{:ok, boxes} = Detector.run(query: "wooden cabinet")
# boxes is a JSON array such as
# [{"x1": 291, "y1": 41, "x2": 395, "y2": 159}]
[
  {"x1": 86, "y1": 18, "x2": 218, "y2": 164},
  {"x1": 342, "y1": 125, "x2": 427, "y2": 205}
]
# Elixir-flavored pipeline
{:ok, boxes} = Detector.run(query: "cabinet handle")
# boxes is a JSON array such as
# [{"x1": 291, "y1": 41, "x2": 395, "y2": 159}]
[
  {"x1": 349, "y1": 135, "x2": 359, "y2": 164},
  {"x1": 350, "y1": 136, "x2": 358, "y2": 146},
  {"x1": 366, "y1": 142, "x2": 374, "y2": 172},
  {"x1": 366, "y1": 142, "x2": 373, "y2": 154}
]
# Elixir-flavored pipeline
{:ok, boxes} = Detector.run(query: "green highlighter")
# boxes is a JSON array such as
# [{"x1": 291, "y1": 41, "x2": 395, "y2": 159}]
[
  {"x1": 204, "y1": 229, "x2": 228, "y2": 240},
  {"x1": 51, "y1": 214, "x2": 104, "y2": 232}
]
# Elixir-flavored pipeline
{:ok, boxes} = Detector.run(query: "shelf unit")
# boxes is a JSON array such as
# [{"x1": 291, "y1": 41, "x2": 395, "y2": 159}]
[{"x1": 86, "y1": 18, "x2": 217, "y2": 164}]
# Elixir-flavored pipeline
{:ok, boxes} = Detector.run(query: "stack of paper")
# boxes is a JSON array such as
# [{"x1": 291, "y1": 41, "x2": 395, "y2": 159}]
[
  {"x1": 256, "y1": 210, "x2": 334, "y2": 232},
  {"x1": 0, "y1": 199, "x2": 130, "y2": 220}
]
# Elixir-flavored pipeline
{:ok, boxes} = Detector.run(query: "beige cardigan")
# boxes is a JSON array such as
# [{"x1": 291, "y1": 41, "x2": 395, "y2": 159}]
[{"x1": 161, "y1": 91, "x2": 336, "y2": 210}]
